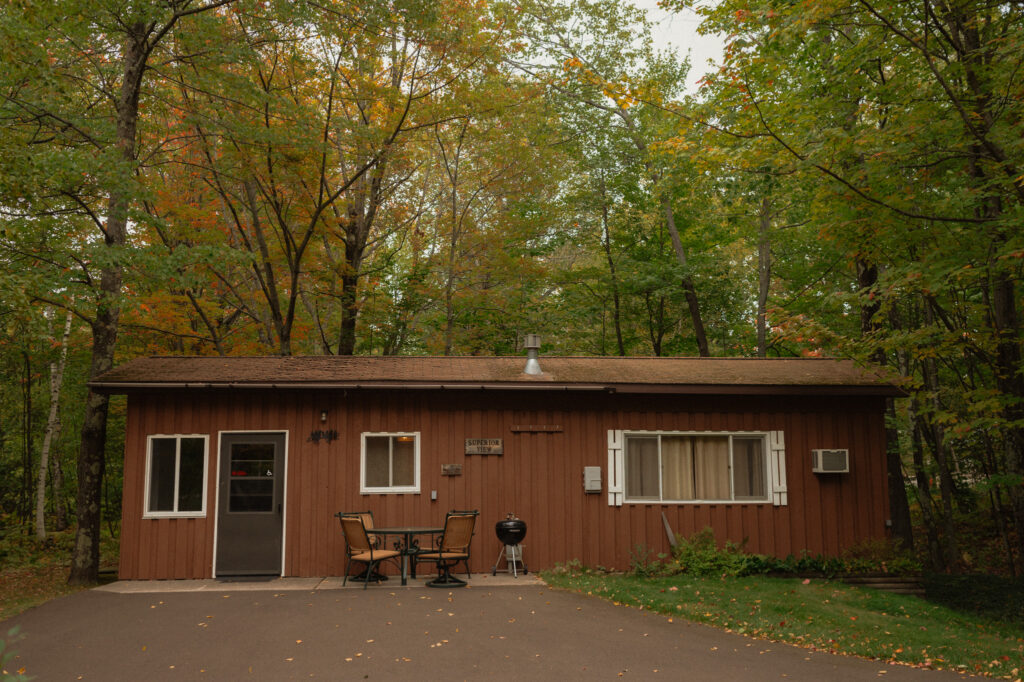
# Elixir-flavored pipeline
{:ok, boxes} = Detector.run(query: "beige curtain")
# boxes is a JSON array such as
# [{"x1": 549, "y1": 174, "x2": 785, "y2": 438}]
[
  {"x1": 626, "y1": 437, "x2": 659, "y2": 498},
  {"x1": 661, "y1": 436, "x2": 695, "y2": 500},
  {"x1": 392, "y1": 437, "x2": 416, "y2": 487},
  {"x1": 694, "y1": 436, "x2": 730, "y2": 500},
  {"x1": 364, "y1": 436, "x2": 390, "y2": 487},
  {"x1": 732, "y1": 437, "x2": 766, "y2": 499}
]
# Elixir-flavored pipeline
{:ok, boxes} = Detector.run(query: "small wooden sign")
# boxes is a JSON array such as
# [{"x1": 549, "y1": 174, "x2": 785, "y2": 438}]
[
  {"x1": 510, "y1": 424, "x2": 563, "y2": 433},
  {"x1": 465, "y1": 438, "x2": 503, "y2": 455},
  {"x1": 441, "y1": 463, "x2": 463, "y2": 476}
]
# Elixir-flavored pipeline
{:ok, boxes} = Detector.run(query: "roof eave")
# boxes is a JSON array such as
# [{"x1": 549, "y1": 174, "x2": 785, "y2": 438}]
[{"x1": 88, "y1": 380, "x2": 905, "y2": 397}]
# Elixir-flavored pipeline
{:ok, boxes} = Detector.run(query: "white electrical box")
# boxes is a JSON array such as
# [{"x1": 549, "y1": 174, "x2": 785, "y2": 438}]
[
  {"x1": 583, "y1": 466, "x2": 602, "y2": 493},
  {"x1": 812, "y1": 449, "x2": 850, "y2": 473}
]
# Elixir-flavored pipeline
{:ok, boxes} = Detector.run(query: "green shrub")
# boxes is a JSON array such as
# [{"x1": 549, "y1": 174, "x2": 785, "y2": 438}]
[
  {"x1": 661, "y1": 528, "x2": 918, "y2": 579},
  {"x1": 839, "y1": 538, "x2": 922, "y2": 576},
  {"x1": 671, "y1": 527, "x2": 753, "y2": 577},
  {"x1": 629, "y1": 543, "x2": 674, "y2": 577}
]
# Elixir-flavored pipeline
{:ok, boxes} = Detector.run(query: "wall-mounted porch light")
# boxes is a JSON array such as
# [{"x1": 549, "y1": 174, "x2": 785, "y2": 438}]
[{"x1": 320, "y1": 409, "x2": 328, "y2": 423}]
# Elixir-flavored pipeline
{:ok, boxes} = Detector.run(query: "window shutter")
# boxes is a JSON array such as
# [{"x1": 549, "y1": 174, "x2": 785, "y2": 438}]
[
  {"x1": 607, "y1": 430, "x2": 624, "y2": 506},
  {"x1": 769, "y1": 430, "x2": 788, "y2": 506}
]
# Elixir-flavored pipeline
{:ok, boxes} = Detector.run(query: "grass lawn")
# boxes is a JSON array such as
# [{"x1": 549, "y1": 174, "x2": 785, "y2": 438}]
[
  {"x1": 0, "y1": 560, "x2": 84, "y2": 622},
  {"x1": 0, "y1": 528, "x2": 118, "y2": 622},
  {"x1": 543, "y1": 570, "x2": 1024, "y2": 679}
]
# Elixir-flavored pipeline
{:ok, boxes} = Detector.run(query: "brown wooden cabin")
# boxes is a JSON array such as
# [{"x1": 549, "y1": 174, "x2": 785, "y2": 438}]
[{"x1": 91, "y1": 355, "x2": 902, "y2": 580}]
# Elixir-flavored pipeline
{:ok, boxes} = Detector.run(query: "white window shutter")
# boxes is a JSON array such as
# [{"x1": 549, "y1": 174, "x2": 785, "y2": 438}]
[
  {"x1": 607, "y1": 430, "x2": 624, "y2": 506},
  {"x1": 769, "y1": 430, "x2": 788, "y2": 506}
]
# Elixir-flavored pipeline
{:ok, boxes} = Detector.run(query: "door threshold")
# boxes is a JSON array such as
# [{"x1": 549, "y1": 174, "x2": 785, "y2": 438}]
[{"x1": 216, "y1": 575, "x2": 279, "y2": 583}]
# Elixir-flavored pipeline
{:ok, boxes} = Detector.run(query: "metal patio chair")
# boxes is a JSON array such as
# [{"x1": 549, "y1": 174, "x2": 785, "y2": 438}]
[
  {"x1": 336, "y1": 510, "x2": 379, "y2": 547},
  {"x1": 338, "y1": 513, "x2": 400, "y2": 589},
  {"x1": 417, "y1": 510, "x2": 478, "y2": 588}
]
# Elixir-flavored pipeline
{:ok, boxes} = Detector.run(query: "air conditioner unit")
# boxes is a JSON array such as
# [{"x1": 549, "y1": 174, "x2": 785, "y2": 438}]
[{"x1": 812, "y1": 449, "x2": 849, "y2": 473}]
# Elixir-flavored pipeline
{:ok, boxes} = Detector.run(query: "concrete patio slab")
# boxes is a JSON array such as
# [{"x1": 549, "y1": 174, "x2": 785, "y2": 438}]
[{"x1": 95, "y1": 572, "x2": 543, "y2": 593}]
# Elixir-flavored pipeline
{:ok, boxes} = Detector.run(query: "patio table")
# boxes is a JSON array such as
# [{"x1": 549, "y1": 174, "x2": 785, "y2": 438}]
[{"x1": 372, "y1": 526, "x2": 443, "y2": 586}]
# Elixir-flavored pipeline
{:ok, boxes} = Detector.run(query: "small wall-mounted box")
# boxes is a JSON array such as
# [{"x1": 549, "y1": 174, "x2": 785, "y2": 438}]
[
  {"x1": 583, "y1": 466, "x2": 602, "y2": 493},
  {"x1": 812, "y1": 449, "x2": 849, "y2": 473}
]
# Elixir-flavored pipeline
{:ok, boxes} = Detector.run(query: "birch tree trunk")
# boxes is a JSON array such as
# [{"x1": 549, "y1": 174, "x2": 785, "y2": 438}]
[{"x1": 35, "y1": 310, "x2": 73, "y2": 540}]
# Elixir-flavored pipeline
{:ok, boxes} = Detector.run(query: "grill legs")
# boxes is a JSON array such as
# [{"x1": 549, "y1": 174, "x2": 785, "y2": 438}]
[{"x1": 491, "y1": 544, "x2": 527, "y2": 577}]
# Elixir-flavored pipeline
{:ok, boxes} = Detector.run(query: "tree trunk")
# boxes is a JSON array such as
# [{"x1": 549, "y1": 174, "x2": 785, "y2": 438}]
[
  {"x1": 884, "y1": 397, "x2": 914, "y2": 551},
  {"x1": 860, "y1": 261, "x2": 913, "y2": 550},
  {"x1": 600, "y1": 177, "x2": 625, "y2": 356},
  {"x1": 338, "y1": 269, "x2": 360, "y2": 356},
  {"x1": 21, "y1": 352, "x2": 33, "y2": 526},
  {"x1": 51, "y1": 447, "x2": 68, "y2": 531},
  {"x1": 643, "y1": 293, "x2": 667, "y2": 356},
  {"x1": 69, "y1": 24, "x2": 146, "y2": 586},
  {"x1": 242, "y1": 178, "x2": 290, "y2": 355},
  {"x1": 443, "y1": 186, "x2": 459, "y2": 356},
  {"x1": 756, "y1": 197, "x2": 771, "y2": 357},
  {"x1": 70, "y1": 319, "x2": 119, "y2": 584},
  {"x1": 919, "y1": 303, "x2": 961, "y2": 570},
  {"x1": 35, "y1": 309, "x2": 72, "y2": 540},
  {"x1": 910, "y1": 407, "x2": 944, "y2": 571},
  {"x1": 336, "y1": 167, "x2": 384, "y2": 356},
  {"x1": 618, "y1": 107, "x2": 710, "y2": 356},
  {"x1": 662, "y1": 197, "x2": 709, "y2": 356},
  {"x1": 991, "y1": 271, "x2": 1024, "y2": 565}
]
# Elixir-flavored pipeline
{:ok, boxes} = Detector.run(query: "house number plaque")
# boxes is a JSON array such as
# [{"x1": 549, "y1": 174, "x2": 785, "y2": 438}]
[{"x1": 465, "y1": 438, "x2": 503, "y2": 455}]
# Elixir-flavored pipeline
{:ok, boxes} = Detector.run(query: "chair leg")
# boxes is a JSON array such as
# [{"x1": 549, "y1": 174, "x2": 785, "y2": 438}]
[{"x1": 426, "y1": 559, "x2": 468, "y2": 588}]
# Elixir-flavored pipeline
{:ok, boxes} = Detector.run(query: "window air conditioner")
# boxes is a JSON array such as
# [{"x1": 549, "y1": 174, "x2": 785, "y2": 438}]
[{"x1": 812, "y1": 449, "x2": 849, "y2": 473}]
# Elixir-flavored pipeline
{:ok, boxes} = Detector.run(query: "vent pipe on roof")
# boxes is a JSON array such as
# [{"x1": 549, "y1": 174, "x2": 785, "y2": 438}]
[{"x1": 523, "y1": 334, "x2": 542, "y2": 375}]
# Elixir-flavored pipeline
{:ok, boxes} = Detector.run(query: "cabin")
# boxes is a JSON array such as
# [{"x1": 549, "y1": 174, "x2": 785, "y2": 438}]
[{"x1": 91, "y1": 353, "x2": 902, "y2": 580}]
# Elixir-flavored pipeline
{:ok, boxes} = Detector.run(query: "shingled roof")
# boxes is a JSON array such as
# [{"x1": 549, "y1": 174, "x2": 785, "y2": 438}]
[{"x1": 90, "y1": 355, "x2": 902, "y2": 396}]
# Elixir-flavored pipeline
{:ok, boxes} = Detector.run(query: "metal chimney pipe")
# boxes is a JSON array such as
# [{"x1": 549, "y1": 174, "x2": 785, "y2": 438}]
[{"x1": 523, "y1": 334, "x2": 542, "y2": 375}]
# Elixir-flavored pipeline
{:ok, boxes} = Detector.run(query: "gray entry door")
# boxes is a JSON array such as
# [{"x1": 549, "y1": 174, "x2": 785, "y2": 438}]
[{"x1": 216, "y1": 432, "x2": 286, "y2": 576}]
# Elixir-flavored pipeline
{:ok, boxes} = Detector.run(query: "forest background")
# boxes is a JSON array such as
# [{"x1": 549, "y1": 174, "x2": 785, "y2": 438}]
[{"x1": 0, "y1": 0, "x2": 1021, "y2": 584}]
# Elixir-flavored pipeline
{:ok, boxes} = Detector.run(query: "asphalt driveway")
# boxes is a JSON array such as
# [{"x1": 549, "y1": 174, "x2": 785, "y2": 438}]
[{"x1": 4, "y1": 577, "x2": 966, "y2": 680}]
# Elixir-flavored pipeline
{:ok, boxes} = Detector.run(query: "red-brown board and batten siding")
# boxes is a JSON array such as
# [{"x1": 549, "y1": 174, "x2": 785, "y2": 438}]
[{"x1": 94, "y1": 356, "x2": 901, "y2": 580}]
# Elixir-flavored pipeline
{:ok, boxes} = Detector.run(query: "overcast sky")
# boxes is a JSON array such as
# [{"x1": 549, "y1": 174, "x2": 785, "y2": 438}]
[{"x1": 631, "y1": 0, "x2": 723, "y2": 93}]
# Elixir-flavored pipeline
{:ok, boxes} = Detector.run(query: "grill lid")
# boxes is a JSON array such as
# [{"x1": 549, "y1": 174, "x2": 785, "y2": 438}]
[{"x1": 495, "y1": 513, "x2": 527, "y2": 545}]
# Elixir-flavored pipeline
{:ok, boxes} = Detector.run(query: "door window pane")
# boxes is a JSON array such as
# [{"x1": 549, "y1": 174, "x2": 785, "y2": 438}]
[
  {"x1": 229, "y1": 479, "x2": 274, "y2": 512},
  {"x1": 229, "y1": 443, "x2": 275, "y2": 513}
]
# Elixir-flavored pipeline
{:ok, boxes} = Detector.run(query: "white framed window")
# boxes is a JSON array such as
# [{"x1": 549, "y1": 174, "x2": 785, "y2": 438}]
[
  {"x1": 622, "y1": 432, "x2": 771, "y2": 504},
  {"x1": 144, "y1": 434, "x2": 209, "y2": 517},
  {"x1": 361, "y1": 432, "x2": 420, "y2": 494}
]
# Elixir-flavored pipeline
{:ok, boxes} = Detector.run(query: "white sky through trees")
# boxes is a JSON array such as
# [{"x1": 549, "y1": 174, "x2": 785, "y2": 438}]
[{"x1": 631, "y1": 0, "x2": 724, "y2": 93}]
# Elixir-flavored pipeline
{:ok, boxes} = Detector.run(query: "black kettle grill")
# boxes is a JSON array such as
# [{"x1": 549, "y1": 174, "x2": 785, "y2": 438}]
[{"x1": 492, "y1": 513, "x2": 528, "y2": 577}]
